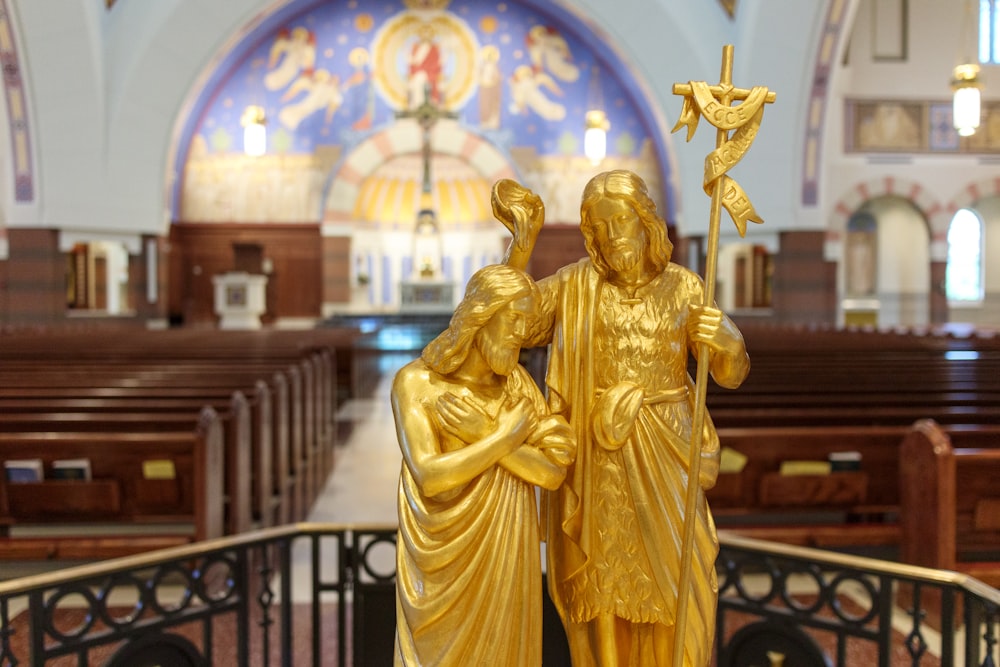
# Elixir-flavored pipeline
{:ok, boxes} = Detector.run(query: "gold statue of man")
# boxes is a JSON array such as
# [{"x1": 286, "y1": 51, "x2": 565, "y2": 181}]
[
  {"x1": 392, "y1": 262, "x2": 575, "y2": 666},
  {"x1": 510, "y1": 169, "x2": 751, "y2": 666}
]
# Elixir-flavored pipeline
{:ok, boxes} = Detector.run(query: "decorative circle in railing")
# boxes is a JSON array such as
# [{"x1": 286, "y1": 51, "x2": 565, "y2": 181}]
[
  {"x1": 779, "y1": 563, "x2": 827, "y2": 615},
  {"x1": 827, "y1": 571, "x2": 879, "y2": 625},
  {"x1": 150, "y1": 563, "x2": 195, "y2": 615},
  {"x1": 98, "y1": 573, "x2": 146, "y2": 628},
  {"x1": 194, "y1": 553, "x2": 238, "y2": 603},
  {"x1": 359, "y1": 532, "x2": 398, "y2": 582},
  {"x1": 728, "y1": 556, "x2": 779, "y2": 605},
  {"x1": 45, "y1": 586, "x2": 99, "y2": 641}
]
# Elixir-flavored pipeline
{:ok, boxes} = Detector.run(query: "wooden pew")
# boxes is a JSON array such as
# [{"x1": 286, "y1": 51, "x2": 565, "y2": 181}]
[
  {"x1": 707, "y1": 403, "x2": 1000, "y2": 429},
  {"x1": 0, "y1": 408, "x2": 225, "y2": 560},
  {"x1": 710, "y1": 424, "x2": 914, "y2": 549},
  {"x1": 899, "y1": 419, "x2": 1000, "y2": 586},
  {"x1": 0, "y1": 369, "x2": 309, "y2": 523},
  {"x1": 0, "y1": 328, "x2": 355, "y2": 527}
]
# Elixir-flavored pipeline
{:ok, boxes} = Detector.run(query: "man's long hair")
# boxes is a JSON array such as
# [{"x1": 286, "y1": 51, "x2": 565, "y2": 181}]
[
  {"x1": 580, "y1": 170, "x2": 673, "y2": 276},
  {"x1": 422, "y1": 264, "x2": 538, "y2": 375}
]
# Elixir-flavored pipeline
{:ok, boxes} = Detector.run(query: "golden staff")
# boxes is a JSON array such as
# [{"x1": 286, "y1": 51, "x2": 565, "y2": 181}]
[{"x1": 670, "y1": 44, "x2": 774, "y2": 667}]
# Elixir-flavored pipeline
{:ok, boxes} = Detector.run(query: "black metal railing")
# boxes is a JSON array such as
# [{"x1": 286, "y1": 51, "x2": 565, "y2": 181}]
[{"x1": 1, "y1": 525, "x2": 998, "y2": 666}]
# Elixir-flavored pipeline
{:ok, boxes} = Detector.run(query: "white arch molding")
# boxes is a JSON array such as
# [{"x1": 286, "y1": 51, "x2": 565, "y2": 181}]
[
  {"x1": 828, "y1": 176, "x2": 939, "y2": 328},
  {"x1": 322, "y1": 119, "x2": 518, "y2": 312},
  {"x1": 322, "y1": 119, "x2": 516, "y2": 226},
  {"x1": 828, "y1": 175, "x2": 1000, "y2": 259}
]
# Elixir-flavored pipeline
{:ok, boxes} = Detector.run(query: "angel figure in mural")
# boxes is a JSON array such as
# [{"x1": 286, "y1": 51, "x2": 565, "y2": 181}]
[
  {"x1": 505, "y1": 169, "x2": 750, "y2": 666},
  {"x1": 525, "y1": 24, "x2": 580, "y2": 83},
  {"x1": 393, "y1": 182, "x2": 575, "y2": 667},
  {"x1": 509, "y1": 64, "x2": 567, "y2": 121},
  {"x1": 508, "y1": 24, "x2": 579, "y2": 121},
  {"x1": 278, "y1": 68, "x2": 355, "y2": 130},
  {"x1": 264, "y1": 26, "x2": 317, "y2": 91}
]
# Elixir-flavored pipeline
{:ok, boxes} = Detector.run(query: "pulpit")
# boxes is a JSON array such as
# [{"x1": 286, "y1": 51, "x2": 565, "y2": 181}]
[{"x1": 213, "y1": 271, "x2": 268, "y2": 329}]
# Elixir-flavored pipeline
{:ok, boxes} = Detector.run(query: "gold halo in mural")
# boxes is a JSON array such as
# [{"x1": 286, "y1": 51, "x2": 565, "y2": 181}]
[
  {"x1": 370, "y1": 11, "x2": 480, "y2": 111},
  {"x1": 349, "y1": 47, "x2": 370, "y2": 68},
  {"x1": 355, "y1": 13, "x2": 375, "y2": 32},
  {"x1": 352, "y1": 153, "x2": 493, "y2": 229}
]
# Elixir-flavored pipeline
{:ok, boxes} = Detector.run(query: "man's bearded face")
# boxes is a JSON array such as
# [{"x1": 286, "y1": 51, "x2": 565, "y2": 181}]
[
  {"x1": 589, "y1": 197, "x2": 647, "y2": 272},
  {"x1": 476, "y1": 295, "x2": 532, "y2": 375}
]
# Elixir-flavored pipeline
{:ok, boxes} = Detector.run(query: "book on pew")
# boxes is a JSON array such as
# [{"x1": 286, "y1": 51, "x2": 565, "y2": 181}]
[
  {"x1": 779, "y1": 460, "x2": 832, "y2": 476},
  {"x1": 720, "y1": 446, "x2": 748, "y2": 474},
  {"x1": 51, "y1": 458, "x2": 92, "y2": 481},
  {"x1": 828, "y1": 451, "x2": 862, "y2": 471},
  {"x1": 4, "y1": 459, "x2": 44, "y2": 483}
]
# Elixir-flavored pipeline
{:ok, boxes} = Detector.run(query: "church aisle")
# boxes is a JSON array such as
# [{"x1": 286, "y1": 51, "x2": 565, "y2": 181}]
[{"x1": 307, "y1": 359, "x2": 407, "y2": 527}]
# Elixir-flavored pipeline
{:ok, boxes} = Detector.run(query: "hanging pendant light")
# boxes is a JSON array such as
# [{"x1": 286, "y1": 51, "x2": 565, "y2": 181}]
[
  {"x1": 584, "y1": 65, "x2": 610, "y2": 164},
  {"x1": 584, "y1": 109, "x2": 610, "y2": 164},
  {"x1": 952, "y1": 63, "x2": 982, "y2": 137},
  {"x1": 952, "y1": 0, "x2": 983, "y2": 137},
  {"x1": 241, "y1": 105, "x2": 267, "y2": 156}
]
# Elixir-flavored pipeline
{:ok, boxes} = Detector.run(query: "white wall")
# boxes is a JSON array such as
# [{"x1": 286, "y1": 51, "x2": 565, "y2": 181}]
[{"x1": 5, "y1": 0, "x2": 1000, "y2": 326}]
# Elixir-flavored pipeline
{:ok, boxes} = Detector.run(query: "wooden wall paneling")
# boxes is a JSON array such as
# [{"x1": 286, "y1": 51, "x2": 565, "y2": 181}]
[
  {"x1": 929, "y1": 260, "x2": 948, "y2": 325},
  {"x1": 529, "y1": 225, "x2": 587, "y2": 280},
  {"x1": 4, "y1": 229, "x2": 65, "y2": 323},
  {"x1": 323, "y1": 236, "x2": 351, "y2": 304},
  {"x1": 168, "y1": 223, "x2": 322, "y2": 327},
  {"x1": 771, "y1": 231, "x2": 837, "y2": 325}
]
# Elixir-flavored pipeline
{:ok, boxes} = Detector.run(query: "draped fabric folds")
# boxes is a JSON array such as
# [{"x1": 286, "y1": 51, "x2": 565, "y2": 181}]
[
  {"x1": 395, "y1": 367, "x2": 545, "y2": 667},
  {"x1": 538, "y1": 258, "x2": 720, "y2": 667}
]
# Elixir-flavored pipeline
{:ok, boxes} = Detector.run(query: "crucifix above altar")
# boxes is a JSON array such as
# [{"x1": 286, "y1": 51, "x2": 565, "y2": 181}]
[{"x1": 397, "y1": 85, "x2": 457, "y2": 311}]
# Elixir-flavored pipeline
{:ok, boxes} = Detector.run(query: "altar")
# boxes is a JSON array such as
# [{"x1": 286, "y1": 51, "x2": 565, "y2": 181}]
[{"x1": 399, "y1": 280, "x2": 454, "y2": 313}]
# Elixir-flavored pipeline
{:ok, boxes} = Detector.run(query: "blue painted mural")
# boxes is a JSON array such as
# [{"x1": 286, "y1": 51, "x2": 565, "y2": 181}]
[
  {"x1": 174, "y1": 0, "x2": 674, "y2": 225},
  {"x1": 193, "y1": 0, "x2": 650, "y2": 158}
]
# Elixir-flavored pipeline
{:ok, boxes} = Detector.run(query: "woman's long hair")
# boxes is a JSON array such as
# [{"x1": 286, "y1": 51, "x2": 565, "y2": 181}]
[
  {"x1": 580, "y1": 170, "x2": 673, "y2": 276},
  {"x1": 422, "y1": 264, "x2": 538, "y2": 375}
]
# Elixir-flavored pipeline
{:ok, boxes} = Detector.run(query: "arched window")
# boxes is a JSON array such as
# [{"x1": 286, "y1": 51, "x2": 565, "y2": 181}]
[
  {"x1": 981, "y1": 0, "x2": 1000, "y2": 63},
  {"x1": 946, "y1": 208, "x2": 985, "y2": 302}
]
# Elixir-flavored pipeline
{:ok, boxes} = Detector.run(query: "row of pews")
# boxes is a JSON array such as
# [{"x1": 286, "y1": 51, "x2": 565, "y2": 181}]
[
  {"x1": 705, "y1": 321, "x2": 1000, "y2": 584},
  {"x1": 0, "y1": 326, "x2": 361, "y2": 561},
  {"x1": 4, "y1": 318, "x2": 1000, "y2": 585}
]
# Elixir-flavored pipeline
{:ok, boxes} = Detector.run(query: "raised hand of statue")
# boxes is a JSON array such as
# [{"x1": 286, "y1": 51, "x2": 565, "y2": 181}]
[{"x1": 493, "y1": 179, "x2": 544, "y2": 271}]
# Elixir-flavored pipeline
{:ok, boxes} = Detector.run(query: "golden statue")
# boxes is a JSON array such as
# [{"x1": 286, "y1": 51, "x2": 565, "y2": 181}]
[
  {"x1": 392, "y1": 260, "x2": 575, "y2": 666},
  {"x1": 503, "y1": 168, "x2": 750, "y2": 666},
  {"x1": 500, "y1": 45, "x2": 771, "y2": 666},
  {"x1": 392, "y1": 44, "x2": 772, "y2": 667}
]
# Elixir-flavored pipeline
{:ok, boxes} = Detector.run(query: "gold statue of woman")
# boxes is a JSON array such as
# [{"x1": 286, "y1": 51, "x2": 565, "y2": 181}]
[{"x1": 392, "y1": 248, "x2": 575, "y2": 662}]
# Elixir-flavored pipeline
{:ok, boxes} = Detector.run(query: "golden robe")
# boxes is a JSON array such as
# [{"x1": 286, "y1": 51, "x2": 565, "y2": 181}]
[
  {"x1": 394, "y1": 365, "x2": 555, "y2": 667},
  {"x1": 531, "y1": 258, "x2": 747, "y2": 666}
]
